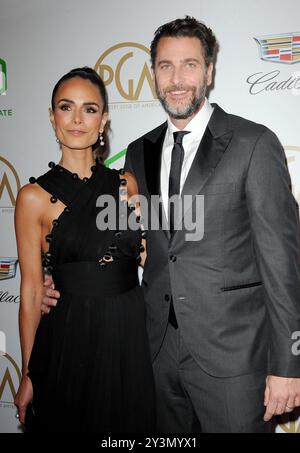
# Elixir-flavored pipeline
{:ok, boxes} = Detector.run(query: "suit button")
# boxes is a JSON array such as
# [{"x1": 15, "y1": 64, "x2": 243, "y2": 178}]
[
  {"x1": 164, "y1": 294, "x2": 170, "y2": 302},
  {"x1": 170, "y1": 255, "x2": 177, "y2": 262}
]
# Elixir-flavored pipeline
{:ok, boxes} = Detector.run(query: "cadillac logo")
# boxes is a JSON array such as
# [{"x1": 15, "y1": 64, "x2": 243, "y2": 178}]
[
  {"x1": 0, "y1": 258, "x2": 18, "y2": 281},
  {"x1": 255, "y1": 33, "x2": 300, "y2": 64}
]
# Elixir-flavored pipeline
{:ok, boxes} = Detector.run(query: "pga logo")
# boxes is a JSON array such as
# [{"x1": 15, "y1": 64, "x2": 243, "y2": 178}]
[{"x1": 95, "y1": 42, "x2": 156, "y2": 103}]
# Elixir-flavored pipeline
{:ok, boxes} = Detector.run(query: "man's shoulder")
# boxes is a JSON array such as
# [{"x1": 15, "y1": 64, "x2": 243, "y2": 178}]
[
  {"x1": 229, "y1": 112, "x2": 268, "y2": 135},
  {"x1": 212, "y1": 103, "x2": 269, "y2": 137},
  {"x1": 127, "y1": 121, "x2": 167, "y2": 150}
]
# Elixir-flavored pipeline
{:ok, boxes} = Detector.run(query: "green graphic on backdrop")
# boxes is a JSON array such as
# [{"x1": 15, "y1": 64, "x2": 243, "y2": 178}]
[
  {"x1": 0, "y1": 59, "x2": 7, "y2": 96},
  {"x1": 104, "y1": 148, "x2": 127, "y2": 168}
]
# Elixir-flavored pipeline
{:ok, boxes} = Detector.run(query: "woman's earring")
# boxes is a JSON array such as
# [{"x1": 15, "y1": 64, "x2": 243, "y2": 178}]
[
  {"x1": 99, "y1": 132, "x2": 105, "y2": 147},
  {"x1": 55, "y1": 130, "x2": 60, "y2": 144}
]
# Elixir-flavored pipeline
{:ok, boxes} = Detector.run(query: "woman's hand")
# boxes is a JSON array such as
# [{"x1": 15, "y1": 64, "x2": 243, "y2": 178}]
[
  {"x1": 14, "y1": 375, "x2": 33, "y2": 424},
  {"x1": 41, "y1": 275, "x2": 60, "y2": 314}
]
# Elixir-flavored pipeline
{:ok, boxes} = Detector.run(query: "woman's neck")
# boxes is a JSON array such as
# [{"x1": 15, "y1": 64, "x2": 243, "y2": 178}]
[{"x1": 59, "y1": 147, "x2": 96, "y2": 179}]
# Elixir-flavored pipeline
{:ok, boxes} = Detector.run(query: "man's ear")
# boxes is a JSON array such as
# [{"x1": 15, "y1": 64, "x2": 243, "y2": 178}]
[
  {"x1": 151, "y1": 67, "x2": 155, "y2": 83},
  {"x1": 206, "y1": 63, "x2": 214, "y2": 88}
]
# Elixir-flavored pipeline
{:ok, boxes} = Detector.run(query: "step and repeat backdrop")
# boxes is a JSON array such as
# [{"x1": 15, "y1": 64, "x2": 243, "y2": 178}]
[{"x1": 0, "y1": 0, "x2": 299, "y2": 433}]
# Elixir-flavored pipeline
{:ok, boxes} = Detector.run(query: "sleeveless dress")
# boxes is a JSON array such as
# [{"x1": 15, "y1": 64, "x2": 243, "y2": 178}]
[{"x1": 27, "y1": 161, "x2": 156, "y2": 433}]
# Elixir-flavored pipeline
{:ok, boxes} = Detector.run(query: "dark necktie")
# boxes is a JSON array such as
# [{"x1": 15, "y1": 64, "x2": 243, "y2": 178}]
[
  {"x1": 168, "y1": 130, "x2": 190, "y2": 330},
  {"x1": 168, "y1": 131, "x2": 190, "y2": 236}
]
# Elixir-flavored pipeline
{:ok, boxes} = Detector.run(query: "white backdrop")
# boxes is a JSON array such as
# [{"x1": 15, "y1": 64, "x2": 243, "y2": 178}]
[{"x1": 0, "y1": 0, "x2": 299, "y2": 433}]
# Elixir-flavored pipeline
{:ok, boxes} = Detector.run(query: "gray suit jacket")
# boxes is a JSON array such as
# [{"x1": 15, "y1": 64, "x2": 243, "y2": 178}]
[{"x1": 125, "y1": 104, "x2": 300, "y2": 378}]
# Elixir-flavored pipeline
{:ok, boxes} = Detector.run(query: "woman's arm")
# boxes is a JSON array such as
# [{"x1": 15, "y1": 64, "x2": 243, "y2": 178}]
[
  {"x1": 122, "y1": 172, "x2": 147, "y2": 268},
  {"x1": 14, "y1": 184, "x2": 44, "y2": 423}
]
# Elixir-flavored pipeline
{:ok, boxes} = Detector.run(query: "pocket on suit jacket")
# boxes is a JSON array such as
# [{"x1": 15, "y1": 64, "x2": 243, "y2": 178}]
[
  {"x1": 221, "y1": 281, "x2": 263, "y2": 292},
  {"x1": 204, "y1": 182, "x2": 236, "y2": 195}
]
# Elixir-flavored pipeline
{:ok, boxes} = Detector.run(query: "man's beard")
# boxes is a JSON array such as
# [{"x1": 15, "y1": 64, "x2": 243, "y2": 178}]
[{"x1": 155, "y1": 78, "x2": 207, "y2": 120}]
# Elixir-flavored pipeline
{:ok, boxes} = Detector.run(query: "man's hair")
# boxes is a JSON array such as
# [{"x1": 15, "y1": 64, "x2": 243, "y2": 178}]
[{"x1": 150, "y1": 16, "x2": 217, "y2": 68}]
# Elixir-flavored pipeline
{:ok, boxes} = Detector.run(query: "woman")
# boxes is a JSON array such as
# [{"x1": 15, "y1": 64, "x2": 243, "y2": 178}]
[{"x1": 14, "y1": 67, "x2": 155, "y2": 432}]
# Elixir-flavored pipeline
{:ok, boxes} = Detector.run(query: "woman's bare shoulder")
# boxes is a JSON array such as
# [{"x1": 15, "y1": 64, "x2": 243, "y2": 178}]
[{"x1": 16, "y1": 183, "x2": 48, "y2": 213}]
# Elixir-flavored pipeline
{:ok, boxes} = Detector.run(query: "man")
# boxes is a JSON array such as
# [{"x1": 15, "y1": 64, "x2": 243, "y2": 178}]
[{"x1": 43, "y1": 17, "x2": 300, "y2": 433}]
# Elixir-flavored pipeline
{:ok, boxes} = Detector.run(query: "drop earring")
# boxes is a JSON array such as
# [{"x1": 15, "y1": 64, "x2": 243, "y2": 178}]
[
  {"x1": 54, "y1": 130, "x2": 60, "y2": 144},
  {"x1": 99, "y1": 132, "x2": 105, "y2": 147}
]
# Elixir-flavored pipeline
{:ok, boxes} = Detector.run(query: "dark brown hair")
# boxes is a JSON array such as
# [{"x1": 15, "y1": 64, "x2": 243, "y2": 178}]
[
  {"x1": 51, "y1": 66, "x2": 108, "y2": 113},
  {"x1": 150, "y1": 16, "x2": 217, "y2": 68}
]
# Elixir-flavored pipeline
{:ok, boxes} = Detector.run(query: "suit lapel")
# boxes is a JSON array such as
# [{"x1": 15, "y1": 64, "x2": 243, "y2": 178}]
[
  {"x1": 142, "y1": 105, "x2": 233, "y2": 240},
  {"x1": 181, "y1": 128, "x2": 233, "y2": 199},
  {"x1": 143, "y1": 123, "x2": 170, "y2": 239},
  {"x1": 175, "y1": 104, "x2": 233, "y2": 232},
  {"x1": 144, "y1": 125, "x2": 166, "y2": 197}
]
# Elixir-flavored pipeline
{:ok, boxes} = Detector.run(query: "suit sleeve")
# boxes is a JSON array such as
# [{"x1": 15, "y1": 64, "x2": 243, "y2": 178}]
[{"x1": 246, "y1": 128, "x2": 300, "y2": 377}]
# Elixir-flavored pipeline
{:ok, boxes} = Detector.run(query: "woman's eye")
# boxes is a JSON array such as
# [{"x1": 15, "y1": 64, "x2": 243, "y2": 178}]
[
  {"x1": 59, "y1": 104, "x2": 71, "y2": 111},
  {"x1": 85, "y1": 107, "x2": 97, "y2": 113}
]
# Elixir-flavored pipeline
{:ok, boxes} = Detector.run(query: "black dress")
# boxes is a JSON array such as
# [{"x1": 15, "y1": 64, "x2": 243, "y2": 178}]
[{"x1": 27, "y1": 161, "x2": 156, "y2": 433}]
